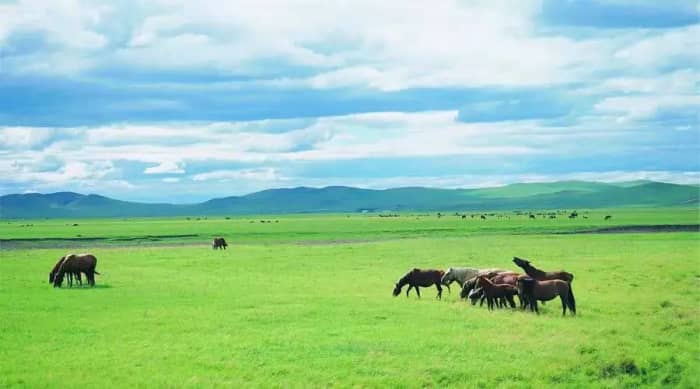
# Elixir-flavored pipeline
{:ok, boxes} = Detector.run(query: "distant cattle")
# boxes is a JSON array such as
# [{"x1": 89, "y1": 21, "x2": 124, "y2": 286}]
[
  {"x1": 212, "y1": 237, "x2": 228, "y2": 250},
  {"x1": 604, "y1": 215, "x2": 612, "y2": 220},
  {"x1": 529, "y1": 214, "x2": 536, "y2": 219},
  {"x1": 480, "y1": 215, "x2": 486, "y2": 220}
]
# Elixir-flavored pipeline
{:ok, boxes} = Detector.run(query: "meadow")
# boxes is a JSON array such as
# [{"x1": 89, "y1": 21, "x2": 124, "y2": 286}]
[{"x1": 0, "y1": 208, "x2": 698, "y2": 387}]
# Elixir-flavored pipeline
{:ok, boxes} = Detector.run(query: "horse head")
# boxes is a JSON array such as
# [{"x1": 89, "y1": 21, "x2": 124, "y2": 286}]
[
  {"x1": 512, "y1": 256, "x2": 530, "y2": 268},
  {"x1": 468, "y1": 288, "x2": 483, "y2": 305},
  {"x1": 392, "y1": 283, "x2": 402, "y2": 297},
  {"x1": 440, "y1": 268, "x2": 454, "y2": 285}
]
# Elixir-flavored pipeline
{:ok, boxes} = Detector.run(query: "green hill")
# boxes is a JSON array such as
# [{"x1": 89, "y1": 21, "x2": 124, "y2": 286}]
[{"x1": 1, "y1": 181, "x2": 697, "y2": 218}]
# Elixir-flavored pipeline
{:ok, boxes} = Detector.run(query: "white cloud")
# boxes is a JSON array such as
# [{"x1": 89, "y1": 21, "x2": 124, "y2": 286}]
[
  {"x1": 594, "y1": 94, "x2": 700, "y2": 122},
  {"x1": 192, "y1": 168, "x2": 283, "y2": 182},
  {"x1": 144, "y1": 161, "x2": 185, "y2": 174},
  {"x1": 5, "y1": 0, "x2": 689, "y2": 91}
]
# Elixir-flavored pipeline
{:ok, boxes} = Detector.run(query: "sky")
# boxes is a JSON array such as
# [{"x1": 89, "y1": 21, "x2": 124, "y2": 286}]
[{"x1": 0, "y1": 0, "x2": 698, "y2": 203}]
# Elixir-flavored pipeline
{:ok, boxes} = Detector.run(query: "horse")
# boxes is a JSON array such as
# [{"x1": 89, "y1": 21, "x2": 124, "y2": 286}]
[
  {"x1": 512, "y1": 257, "x2": 574, "y2": 283},
  {"x1": 441, "y1": 267, "x2": 481, "y2": 289},
  {"x1": 49, "y1": 256, "x2": 82, "y2": 287},
  {"x1": 476, "y1": 276, "x2": 518, "y2": 310},
  {"x1": 53, "y1": 254, "x2": 100, "y2": 288},
  {"x1": 212, "y1": 237, "x2": 228, "y2": 250},
  {"x1": 393, "y1": 268, "x2": 447, "y2": 299},
  {"x1": 517, "y1": 277, "x2": 576, "y2": 315},
  {"x1": 459, "y1": 269, "x2": 509, "y2": 300}
]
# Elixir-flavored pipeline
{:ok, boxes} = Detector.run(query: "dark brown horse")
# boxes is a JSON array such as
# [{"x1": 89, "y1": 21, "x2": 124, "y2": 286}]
[
  {"x1": 53, "y1": 254, "x2": 100, "y2": 288},
  {"x1": 49, "y1": 256, "x2": 82, "y2": 287},
  {"x1": 512, "y1": 257, "x2": 574, "y2": 283},
  {"x1": 393, "y1": 268, "x2": 448, "y2": 299},
  {"x1": 476, "y1": 276, "x2": 518, "y2": 310},
  {"x1": 517, "y1": 276, "x2": 576, "y2": 315},
  {"x1": 212, "y1": 237, "x2": 228, "y2": 250}
]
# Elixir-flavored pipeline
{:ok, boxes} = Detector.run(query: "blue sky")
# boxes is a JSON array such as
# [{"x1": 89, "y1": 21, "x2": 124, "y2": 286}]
[{"x1": 0, "y1": 0, "x2": 698, "y2": 202}]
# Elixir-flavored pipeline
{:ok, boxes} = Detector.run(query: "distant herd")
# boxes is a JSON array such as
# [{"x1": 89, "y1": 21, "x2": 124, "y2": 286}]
[
  {"x1": 48, "y1": 236, "x2": 575, "y2": 316},
  {"x1": 393, "y1": 257, "x2": 576, "y2": 316}
]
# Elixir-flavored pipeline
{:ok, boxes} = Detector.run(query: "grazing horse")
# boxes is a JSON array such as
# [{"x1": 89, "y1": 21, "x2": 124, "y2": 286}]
[
  {"x1": 49, "y1": 256, "x2": 82, "y2": 287},
  {"x1": 212, "y1": 237, "x2": 228, "y2": 250},
  {"x1": 512, "y1": 257, "x2": 574, "y2": 283},
  {"x1": 604, "y1": 215, "x2": 612, "y2": 220},
  {"x1": 393, "y1": 268, "x2": 447, "y2": 299},
  {"x1": 53, "y1": 254, "x2": 100, "y2": 288},
  {"x1": 517, "y1": 277, "x2": 576, "y2": 316},
  {"x1": 476, "y1": 276, "x2": 518, "y2": 310}
]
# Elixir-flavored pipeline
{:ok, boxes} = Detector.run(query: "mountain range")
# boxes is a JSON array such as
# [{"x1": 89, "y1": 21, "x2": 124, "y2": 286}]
[{"x1": 1, "y1": 181, "x2": 697, "y2": 218}]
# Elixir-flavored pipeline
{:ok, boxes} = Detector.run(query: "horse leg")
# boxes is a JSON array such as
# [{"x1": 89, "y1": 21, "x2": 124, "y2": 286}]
[
  {"x1": 435, "y1": 284, "x2": 442, "y2": 300},
  {"x1": 560, "y1": 295, "x2": 567, "y2": 316},
  {"x1": 486, "y1": 296, "x2": 493, "y2": 310},
  {"x1": 406, "y1": 285, "x2": 413, "y2": 297},
  {"x1": 479, "y1": 295, "x2": 486, "y2": 307},
  {"x1": 415, "y1": 286, "x2": 421, "y2": 299},
  {"x1": 507, "y1": 295, "x2": 516, "y2": 308},
  {"x1": 88, "y1": 270, "x2": 95, "y2": 287}
]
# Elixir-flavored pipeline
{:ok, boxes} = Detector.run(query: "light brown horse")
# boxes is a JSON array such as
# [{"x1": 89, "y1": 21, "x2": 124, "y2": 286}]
[
  {"x1": 517, "y1": 277, "x2": 576, "y2": 315},
  {"x1": 476, "y1": 276, "x2": 518, "y2": 310},
  {"x1": 512, "y1": 257, "x2": 574, "y2": 282},
  {"x1": 393, "y1": 268, "x2": 448, "y2": 299}
]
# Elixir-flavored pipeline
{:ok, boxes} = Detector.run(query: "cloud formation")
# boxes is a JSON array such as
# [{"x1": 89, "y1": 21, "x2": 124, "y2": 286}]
[{"x1": 0, "y1": 1, "x2": 697, "y2": 201}]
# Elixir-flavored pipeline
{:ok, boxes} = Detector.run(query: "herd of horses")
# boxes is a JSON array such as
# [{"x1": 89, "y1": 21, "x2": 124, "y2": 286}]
[
  {"x1": 392, "y1": 256, "x2": 576, "y2": 315},
  {"x1": 47, "y1": 238, "x2": 575, "y2": 318}
]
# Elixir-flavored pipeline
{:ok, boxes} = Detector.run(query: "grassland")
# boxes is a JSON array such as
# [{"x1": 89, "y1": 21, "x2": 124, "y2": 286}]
[{"x1": 0, "y1": 208, "x2": 698, "y2": 387}]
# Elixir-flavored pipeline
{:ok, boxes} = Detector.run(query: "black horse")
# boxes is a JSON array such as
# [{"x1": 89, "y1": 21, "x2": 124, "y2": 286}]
[{"x1": 212, "y1": 237, "x2": 228, "y2": 250}]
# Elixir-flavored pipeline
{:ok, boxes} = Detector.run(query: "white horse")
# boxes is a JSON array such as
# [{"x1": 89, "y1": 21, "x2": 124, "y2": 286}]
[{"x1": 441, "y1": 267, "x2": 508, "y2": 288}]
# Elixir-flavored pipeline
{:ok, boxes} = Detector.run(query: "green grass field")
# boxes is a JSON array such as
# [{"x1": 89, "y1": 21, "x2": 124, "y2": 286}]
[{"x1": 1, "y1": 208, "x2": 698, "y2": 387}]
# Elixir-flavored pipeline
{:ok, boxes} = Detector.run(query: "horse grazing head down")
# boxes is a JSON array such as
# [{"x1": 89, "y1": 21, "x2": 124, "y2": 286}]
[
  {"x1": 441, "y1": 267, "x2": 454, "y2": 284},
  {"x1": 392, "y1": 283, "x2": 401, "y2": 296}
]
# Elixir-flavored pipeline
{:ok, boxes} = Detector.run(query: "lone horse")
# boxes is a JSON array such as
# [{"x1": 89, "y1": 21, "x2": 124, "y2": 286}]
[
  {"x1": 212, "y1": 237, "x2": 228, "y2": 250},
  {"x1": 512, "y1": 257, "x2": 574, "y2": 283},
  {"x1": 517, "y1": 277, "x2": 576, "y2": 316},
  {"x1": 393, "y1": 268, "x2": 448, "y2": 299},
  {"x1": 53, "y1": 254, "x2": 100, "y2": 288}
]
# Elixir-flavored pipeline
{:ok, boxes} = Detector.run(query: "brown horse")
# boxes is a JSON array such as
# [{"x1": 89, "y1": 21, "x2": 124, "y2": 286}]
[
  {"x1": 512, "y1": 257, "x2": 574, "y2": 282},
  {"x1": 49, "y1": 256, "x2": 82, "y2": 287},
  {"x1": 53, "y1": 254, "x2": 100, "y2": 288},
  {"x1": 517, "y1": 277, "x2": 576, "y2": 315},
  {"x1": 393, "y1": 268, "x2": 448, "y2": 299},
  {"x1": 476, "y1": 276, "x2": 518, "y2": 310},
  {"x1": 212, "y1": 237, "x2": 228, "y2": 250}
]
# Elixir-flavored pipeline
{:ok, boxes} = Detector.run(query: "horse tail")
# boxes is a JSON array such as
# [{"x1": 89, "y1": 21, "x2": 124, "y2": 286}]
[
  {"x1": 567, "y1": 284, "x2": 576, "y2": 314},
  {"x1": 94, "y1": 271, "x2": 101, "y2": 275}
]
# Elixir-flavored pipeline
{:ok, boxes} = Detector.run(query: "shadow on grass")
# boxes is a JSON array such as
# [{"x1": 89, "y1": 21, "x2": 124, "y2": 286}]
[{"x1": 53, "y1": 284, "x2": 113, "y2": 290}]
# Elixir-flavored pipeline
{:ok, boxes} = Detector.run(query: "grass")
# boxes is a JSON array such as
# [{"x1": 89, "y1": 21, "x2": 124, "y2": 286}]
[{"x1": 0, "y1": 208, "x2": 698, "y2": 387}]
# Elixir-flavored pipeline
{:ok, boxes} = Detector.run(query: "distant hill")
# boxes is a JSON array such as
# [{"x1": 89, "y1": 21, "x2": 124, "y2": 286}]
[{"x1": 1, "y1": 181, "x2": 697, "y2": 218}]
